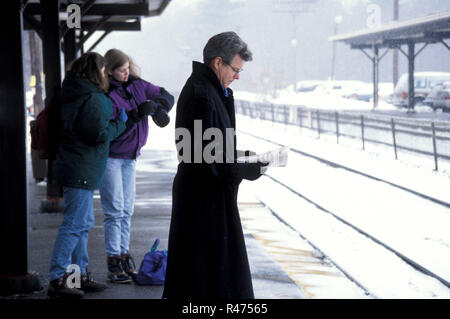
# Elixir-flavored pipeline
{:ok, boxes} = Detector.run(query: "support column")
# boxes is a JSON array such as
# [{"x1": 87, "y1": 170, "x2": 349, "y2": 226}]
[
  {"x1": 373, "y1": 45, "x2": 379, "y2": 110},
  {"x1": 407, "y1": 41, "x2": 415, "y2": 112},
  {"x1": 0, "y1": 1, "x2": 41, "y2": 296},
  {"x1": 79, "y1": 29, "x2": 85, "y2": 55},
  {"x1": 63, "y1": 28, "x2": 77, "y2": 72},
  {"x1": 393, "y1": 0, "x2": 399, "y2": 88},
  {"x1": 42, "y1": 0, "x2": 61, "y2": 105},
  {"x1": 41, "y1": 0, "x2": 63, "y2": 208}
]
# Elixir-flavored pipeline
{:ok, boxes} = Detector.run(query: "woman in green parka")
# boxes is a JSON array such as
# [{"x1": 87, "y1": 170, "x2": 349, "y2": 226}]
[{"x1": 48, "y1": 52, "x2": 128, "y2": 299}]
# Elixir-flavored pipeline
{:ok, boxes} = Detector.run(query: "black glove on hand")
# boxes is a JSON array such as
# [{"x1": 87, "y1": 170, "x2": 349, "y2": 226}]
[
  {"x1": 236, "y1": 150, "x2": 257, "y2": 158},
  {"x1": 152, "y1": 107, "x2": 170, "y2": 128},
  {"x1": 236, "y1": 161, "x2": 269, "y2": 182},
  {"x1": 137, "y1": 100, "x2": 158, "y2": 118}
]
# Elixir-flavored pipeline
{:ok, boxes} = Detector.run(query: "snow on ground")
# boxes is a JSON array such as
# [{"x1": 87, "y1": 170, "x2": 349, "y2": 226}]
[
  {"x1": 235, "y1": 114, "x2": 450, "y2": 298},
  {"x1": 235, "y1": 89, "x2": 398, "y2": 111},
  {"x1": 272, "y1": 91, "x2": 394, "y2": 111}
]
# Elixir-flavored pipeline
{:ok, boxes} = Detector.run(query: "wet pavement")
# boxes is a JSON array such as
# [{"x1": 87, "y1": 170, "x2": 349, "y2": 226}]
[{"x1": 20, "y1": 147, "x2": 309, "y2": 299}]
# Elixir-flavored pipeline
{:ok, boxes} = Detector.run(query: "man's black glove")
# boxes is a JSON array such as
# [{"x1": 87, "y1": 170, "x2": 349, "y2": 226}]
[
  {"x1": 152, "y1": 107, "x2": 170, "y2": 128},
  {"x1": 137, "y1": 100, "x2": 158, "y2": 118},
  {"x1": 236, "y1": 150, "x2": 256, "y2": 158},
  {"x1": 233, "y1": 161, "x2": 268, "y2": 182}
]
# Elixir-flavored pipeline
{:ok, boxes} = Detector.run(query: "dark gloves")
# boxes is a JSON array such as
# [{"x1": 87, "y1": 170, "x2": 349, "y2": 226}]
[
  {"x1": 125, "y1": 103, "x2": 171, "y2": 129},
  {"x1": 135, "y1": 99, "x2": 171, "y2": 127},
  {"x1": 125, "y1": 88, "x2": 174, "y2": 129},
  {"x1": 137, "y1": 100, "x2": 158, "y2": 118},
  {"x1": 150, "y1": 87, "x2": 174, "y2": 127},
  {"x1": 233, "y1": 161, "x2": 269, "y2": 182},
  {"x1": 155, "y1": 88, "x2": 175, "y2": 112},
  {"x1": 152, "y1": 107, "x2": 170, "y2": 127},
  {"x1": 237, "y1": 150, "x2": 256, "y2": 158}
]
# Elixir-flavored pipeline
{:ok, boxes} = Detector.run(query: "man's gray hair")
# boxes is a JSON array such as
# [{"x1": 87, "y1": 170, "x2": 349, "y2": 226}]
[{"x1": 203, "y1": 31, "x2": 253, "y2": 66}]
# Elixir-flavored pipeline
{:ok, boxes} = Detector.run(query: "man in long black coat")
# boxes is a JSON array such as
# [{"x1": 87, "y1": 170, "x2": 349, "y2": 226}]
[{"x1": 163, "y1": 32, "x2": 267, "y2": 299}]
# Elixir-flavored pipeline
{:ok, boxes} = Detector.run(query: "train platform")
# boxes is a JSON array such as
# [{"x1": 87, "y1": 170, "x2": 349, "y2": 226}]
[
  {"x1": 17, "y1": 103, "x2": 450, "y2": 300},
  {"x1": 20, "y1": 143, "x2": 313, "y2": 300},
  {"x1": 12, "y1": 115, "x2": 384, "y2": 301}
]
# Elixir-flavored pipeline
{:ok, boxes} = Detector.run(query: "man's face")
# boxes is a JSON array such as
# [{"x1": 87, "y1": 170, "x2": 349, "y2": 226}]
[
  {"x1": 111, "y1": 61, "x2": 130, "y2": 82},
  {"x1": 216, "y1": 54, "x2": 244, "y2": 88}
]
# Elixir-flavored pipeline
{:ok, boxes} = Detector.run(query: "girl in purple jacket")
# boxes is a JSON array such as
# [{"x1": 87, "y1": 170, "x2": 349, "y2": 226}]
[{"x1": 100, "y1": 49, "x2": 174, "y2": 283}]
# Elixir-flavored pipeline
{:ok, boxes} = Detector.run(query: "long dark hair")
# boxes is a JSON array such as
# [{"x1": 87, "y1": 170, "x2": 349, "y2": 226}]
[
  {"x1": 70, "y1": 52, "x2": 109, "y2": 92},
  {"x1": 104, "y1": 48, "x2": 140, "y2": 79}
]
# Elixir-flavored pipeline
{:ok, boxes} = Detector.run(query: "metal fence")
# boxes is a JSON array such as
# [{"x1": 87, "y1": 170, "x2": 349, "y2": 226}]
[{"x1": 235, "y1": 100, "x2": 450, "y2": 171}]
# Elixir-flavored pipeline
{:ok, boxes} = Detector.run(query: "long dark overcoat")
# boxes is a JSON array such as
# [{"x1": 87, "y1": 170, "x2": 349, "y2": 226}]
[{"x1": 162, "y1": 61, "x2": 254, "y2": 299}]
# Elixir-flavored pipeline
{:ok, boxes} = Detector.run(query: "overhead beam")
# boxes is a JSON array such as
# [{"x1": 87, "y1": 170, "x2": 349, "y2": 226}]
[
  {"x1": 22, "y1": 13, "x2": 42, "y2": 37},
  {"x1": 330, "y1": 11, "x2": 450, "y2": 51},
  {"x1": 77, "y1": 15, "x2": 112, "y2": 51},
  {"x1": 150, "y1": 0, "x2": 171, "y2": 16},
  {"x1": 24, "y1": 3, "x2": 151, "y2": 16},
  {"x1": 87, "y1": 30, "x2": 112, "y2": 53},
  {"x1": 24, "y1": 20, "x2": 142, "y2": 32},
  {"x1": 80, "y1": 20, "x2": 141, "y2": 31},
  {"x1": 349, "y1": 33, "x2": 450, "y2": 49}
]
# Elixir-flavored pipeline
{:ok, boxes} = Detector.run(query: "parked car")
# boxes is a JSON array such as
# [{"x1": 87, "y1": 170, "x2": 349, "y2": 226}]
[
  {"x1": 314, "y1": 80, "x2": 366, "y2": 96},
  {"x1": 296, "y1": 80, "x2": 325, "y2": 93},
  {"x1": 344, "y1": 82, "x2": 373, "y2": 102},
  {"x1": 392, "y1": 72, "x2": 450, "y2": 107},
  {"x1": 424, "y1": 82, "x2": 450, "y2": 112},
  {"x1": 357, "y1": 82, "x2": 395, "y2": 103}
]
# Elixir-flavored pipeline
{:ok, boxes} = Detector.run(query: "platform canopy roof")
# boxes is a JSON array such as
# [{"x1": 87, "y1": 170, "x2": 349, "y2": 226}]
[
  {"x1": 23, "y1": 0, "x2": 171, "y2": 33},
  {"x1": 329, "y1": 10, "x2": 450, "y2": 49}
]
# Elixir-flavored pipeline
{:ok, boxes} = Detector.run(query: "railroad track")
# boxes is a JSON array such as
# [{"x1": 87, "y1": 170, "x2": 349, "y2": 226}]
[
  {"x1": 238, "y1": 129, "x2": 450, "y2": 296},
  {"x1": 239, "y1": 129, "x2": 450, "y2": 210}
]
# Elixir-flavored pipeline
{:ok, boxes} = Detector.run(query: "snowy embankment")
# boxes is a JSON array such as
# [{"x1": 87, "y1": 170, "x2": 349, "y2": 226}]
[
  {"x1": 235, "y1": 113, "x2": 450, "y2": 298},
  {"x1": 234, "y1": 89, "x2": 440, "y2": 113}
]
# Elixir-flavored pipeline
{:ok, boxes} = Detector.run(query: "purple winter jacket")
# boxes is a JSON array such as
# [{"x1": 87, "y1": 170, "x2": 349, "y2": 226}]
[{"x1": 107, "y1": 75, "x2": 161, "y2": 159}]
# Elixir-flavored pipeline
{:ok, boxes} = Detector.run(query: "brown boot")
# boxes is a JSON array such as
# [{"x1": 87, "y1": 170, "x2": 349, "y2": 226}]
[
  {"x1": 80, "y1": 271, "x2": 107, "y2": 292},
  {"x1": 107, "y1": 255, "x2": 132, "y2": 284},
  {"x1": 47, "y1": 273, "x2": 84, "y2": 299},
  {"x1": 120, "y1": 253, "x2": 138, "y2": 281}
]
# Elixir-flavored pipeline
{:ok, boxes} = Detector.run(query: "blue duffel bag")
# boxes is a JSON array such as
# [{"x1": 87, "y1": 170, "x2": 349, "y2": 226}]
[{"x1": 136, "y1": 238, "x2": 168, "y2": 285}]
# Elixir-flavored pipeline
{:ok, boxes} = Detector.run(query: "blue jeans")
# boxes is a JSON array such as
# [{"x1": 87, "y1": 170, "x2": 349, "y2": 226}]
[
  {"x1": 49, "y1": 187, "x2": 94, "y2": 281},
  {"x1": 99, "y1": 158, "x2": 136, "y2": 256}
]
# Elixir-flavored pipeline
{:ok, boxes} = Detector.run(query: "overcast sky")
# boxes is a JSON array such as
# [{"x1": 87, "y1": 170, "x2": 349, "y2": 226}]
[{"x1": 87, "y1": 0, "x2": 450, "y2": 94}]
